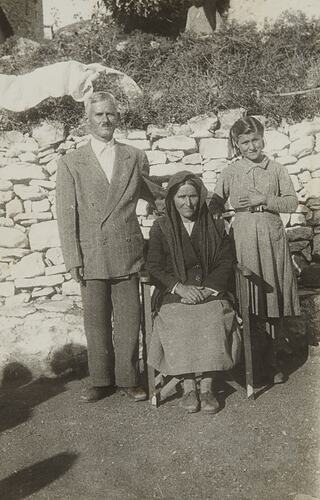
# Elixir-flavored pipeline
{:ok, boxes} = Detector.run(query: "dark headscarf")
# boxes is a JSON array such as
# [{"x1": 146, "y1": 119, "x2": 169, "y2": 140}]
[{"x1": 158, "y1": 171, "x2": 224, "y2": 283}]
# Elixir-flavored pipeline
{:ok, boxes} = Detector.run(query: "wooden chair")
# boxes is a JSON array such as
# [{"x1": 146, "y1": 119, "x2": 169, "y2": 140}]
[{"x1": 140, "y1": 264, "x2": 256, "y2": 407}]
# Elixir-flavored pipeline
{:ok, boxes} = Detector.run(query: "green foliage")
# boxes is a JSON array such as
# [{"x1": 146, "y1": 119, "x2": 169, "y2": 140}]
[{"x1": 1, "y1": 13, "x2": 320, "y2": 132}]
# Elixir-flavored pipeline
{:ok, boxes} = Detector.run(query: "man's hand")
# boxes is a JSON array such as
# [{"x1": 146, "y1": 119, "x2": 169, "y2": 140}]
[
  {"x1": 70, "y1": 266, "x2": 84, "y2": 283},
  {"x1": 239, "y1": 188, "x2": 266, "y2": 208},
  {"x1": 176, "y1": 284, "x2": 214, "y2": 304}
]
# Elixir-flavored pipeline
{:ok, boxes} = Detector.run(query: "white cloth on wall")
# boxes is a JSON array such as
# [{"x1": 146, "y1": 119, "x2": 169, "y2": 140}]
[
  {"x1": 90, "y1": 136, "x2": 115, "y2": 182},
  {"x1": 0, "y1": 60, "x2": 141, "y2": 112}
]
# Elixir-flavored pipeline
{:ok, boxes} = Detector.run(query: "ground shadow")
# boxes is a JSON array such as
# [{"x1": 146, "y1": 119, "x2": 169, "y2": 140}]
[
  {"x1": 0, "y1": 452, "x2": 78, "y2": 500},
  {"x1": 0, "y1": 345, "x2": 88, "y2": 433}
]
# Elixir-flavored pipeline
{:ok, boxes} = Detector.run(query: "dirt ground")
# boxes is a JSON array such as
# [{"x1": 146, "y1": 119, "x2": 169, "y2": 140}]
[{"x1": 0, "y1": 347, "x2": 319, "y2": 500}]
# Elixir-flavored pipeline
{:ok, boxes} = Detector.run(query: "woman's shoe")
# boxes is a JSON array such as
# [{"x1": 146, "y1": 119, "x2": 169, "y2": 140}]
[
  {"x1": 200, "y1": 392, "x2": 220, "y2": 414},
  {"x1": 179, "y1": 390, "x2": 200, "y2": 413}
]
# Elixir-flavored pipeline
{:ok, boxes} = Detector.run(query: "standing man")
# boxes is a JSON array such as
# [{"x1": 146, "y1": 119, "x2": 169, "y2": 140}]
[{"x1": 56, "y1": 91, "x2": 161, "y2": 403}]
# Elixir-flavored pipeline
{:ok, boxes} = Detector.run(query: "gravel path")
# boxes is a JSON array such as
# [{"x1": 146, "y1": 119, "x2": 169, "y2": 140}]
[{"x1": 0, "y1": 348, "x2": 319, "y2": 500}]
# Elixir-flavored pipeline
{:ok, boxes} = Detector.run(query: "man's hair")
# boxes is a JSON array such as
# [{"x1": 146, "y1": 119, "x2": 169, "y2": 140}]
[{"x1": 85, "y1": 91, "x2": 119, "y2": 115}]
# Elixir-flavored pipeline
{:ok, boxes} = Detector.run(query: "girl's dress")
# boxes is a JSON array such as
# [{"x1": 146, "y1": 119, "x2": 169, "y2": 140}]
[{"x1": 212, "y1": 156, "x2": 300, "y2": 318}]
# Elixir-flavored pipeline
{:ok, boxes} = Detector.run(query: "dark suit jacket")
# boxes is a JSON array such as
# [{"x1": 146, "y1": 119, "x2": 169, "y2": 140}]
[{"x1": 56, "y1": 141, "x2": 161, "y2": 279}]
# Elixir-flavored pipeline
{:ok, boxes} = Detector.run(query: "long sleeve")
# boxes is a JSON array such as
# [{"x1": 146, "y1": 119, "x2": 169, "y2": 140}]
[
  {"x1": 265, "y1": 164, "x2": 298, "y2": 213},
  {"x1": 56, "y1": 157, "x2": 83, "y2": 272},
  {"x1": 203, "y1": 222, "x2": 235, "y2": 293},
  {"x1": 146, "y1": 221, "x2": 178, "y2": 292},
  {"x1": 139, "y1": 151, "x2": 164, "y2": 205}
]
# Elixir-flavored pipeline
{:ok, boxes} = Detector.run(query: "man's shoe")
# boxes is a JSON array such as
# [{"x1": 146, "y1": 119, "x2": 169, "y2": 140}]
[
  {"x1": 121, "y1": 386, "x2": 147, "y2": 402},
  {"x1": 80, "y1": 386, "x2": 114, "y2": 403},
  {"x1": 200, "y1": 392, "x2": 220, "y2": 414},
  {"x1": 179, "y1": 390, "x2": 200, "y2": 413}
]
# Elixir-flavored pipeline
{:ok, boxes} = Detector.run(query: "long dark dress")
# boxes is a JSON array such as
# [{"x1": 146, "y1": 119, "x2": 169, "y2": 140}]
[{"x1": 146, "y1": 171, "x2": 240, "y2": 376}]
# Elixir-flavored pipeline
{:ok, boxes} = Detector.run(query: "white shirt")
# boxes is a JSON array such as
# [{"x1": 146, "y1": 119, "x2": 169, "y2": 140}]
[{"x1": 90, "y1": 136, "x2": 115, "y2": 182}]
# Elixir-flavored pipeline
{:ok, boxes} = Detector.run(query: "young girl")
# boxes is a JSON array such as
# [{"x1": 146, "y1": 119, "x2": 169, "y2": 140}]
[{"x1": 210, "y1": 116, "x2": 300, "y2": 384}]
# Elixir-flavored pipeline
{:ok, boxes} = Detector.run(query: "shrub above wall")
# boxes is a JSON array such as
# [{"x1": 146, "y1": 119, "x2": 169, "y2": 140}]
[{"x1": 1, "y1": 13, "x2": 320, "y2": 131}]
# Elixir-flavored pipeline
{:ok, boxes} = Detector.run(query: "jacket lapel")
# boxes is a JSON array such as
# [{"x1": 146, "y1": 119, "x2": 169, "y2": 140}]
[{"x1": 102, "y1": 142, "x2": 134, "y2": 222}]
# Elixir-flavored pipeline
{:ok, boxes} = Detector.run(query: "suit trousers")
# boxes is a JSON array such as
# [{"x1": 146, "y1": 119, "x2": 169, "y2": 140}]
[{"x1": 80, "y1": 275, "x2": 141, "y2": 388}]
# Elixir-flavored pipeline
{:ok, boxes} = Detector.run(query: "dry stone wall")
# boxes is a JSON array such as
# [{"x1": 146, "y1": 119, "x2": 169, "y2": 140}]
[
  {"x1": 0, "y1": 111, "x2": 320, "y2": 379},
  {"x1": 0, "y1": 112, "x2": 320, "y2": 309}
]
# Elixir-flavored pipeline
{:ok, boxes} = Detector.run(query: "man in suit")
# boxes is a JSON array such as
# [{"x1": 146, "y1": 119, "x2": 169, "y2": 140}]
[{"x1": 56, "y1": 91, "x2": 161, "y2": 402}]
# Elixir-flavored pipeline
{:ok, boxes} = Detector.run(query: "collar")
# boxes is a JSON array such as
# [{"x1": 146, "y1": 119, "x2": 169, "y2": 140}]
[
  {"x1": 243, "y1": 155, "x2": 269, "y2": 173},
  {"x1": 90, "y1": 136, "x2": 115, "y2": 155}
]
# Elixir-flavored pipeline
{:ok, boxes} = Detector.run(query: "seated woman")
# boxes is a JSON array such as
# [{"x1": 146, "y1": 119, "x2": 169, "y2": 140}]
[{"x1": 146, "y1": 171, "x2": 240, "y2": 415}]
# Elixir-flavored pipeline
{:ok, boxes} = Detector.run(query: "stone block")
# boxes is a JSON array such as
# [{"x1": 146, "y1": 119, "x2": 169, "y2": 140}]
[
  {"x1": 218, "y1": 108, "x2": 245, "y2": 133},
  {"x1": 286, "y1": 226, "x2": 313, "y2": 241},
  {"x1": 0, "y1": 262, "x2": 10, "y2": 281},
  {"x1": 127, "y1": 130, "x2": 147, "y2": 140},
  {"x1": 312, "y1": 233, "x2": 320, "y2": 258},
  {"x1": 11, "y1": 252, "x2": 45, "y2": 279},
  {"x1": 264, "y1": 130, "x2": 290, "y2": 152},
  {"x1": 203, "y1": 159, "x2": 228, "y2": 172},
  {"x1": 166, "y1": 151, "x2": 184, "y2": 163},
  {"x1": 182, "y1": 153, "x2": 202, "y2": 165},
  {"x1": 0, "y1": 164, "x2": 45, "y2": 181},
  {"x1": 15, "y1": 274, "x2": 64, "y2": 289},
  {"x1": 199, "y1": 138, "x2": 228, "y2": 159},
  {"x1": 280, "y1": 213, "x2": 290, "y2": 227},
  {"x1": 0, "y1": 227, "x2": 28, "y2": 248},
  {"x1": 29, "y1": 180, "x2": 56, "y2": 190},
  {"x1": 187, "y1": 113, "x2": 219, "y2": 135},
  {"x1": 14, "y1": 185, "x2": 47, "y2": 201},
  {"x1": 5, "y1": 293, "x2": 30, "y2": 307},
  {"x1": 18, "y1": 152, "x2": 37, "y2": 163},
  {"x1": 0, "y1": 180, "x2": 13, "y2": 191},
  {"x1": 294, "y1": 153, "x2": 320, "y2": 174},
  {"x1": 4, "y1": 131, "x2": 24, "y2": 144},
  {"x1": 31, "y1": 199, "x2": 51, "y2": 212},
  {"x1": 136, "y1": 199, "x2": 149, "y2": 217},
  {"x1": 289, "y1": 240, "x2": 309, "y2": 252},
  {"x1": 289, "y1": 175, "x2": 302, "y2": 192},
  {"x1": 0, "y1": 282, "x2": 15, "y2": 297},
  {"x1": 0, "y1": 191, "x2": 13, "y2": 204},
  {"x1": 0, "y1": 248, "x2": 30, "y2": 260},
  {"x1": 32, "y1": 120, "x2": 66, "y2": 147},
  {"x1": 5, "y1": 198, "x2": 24, "y2": 219},
  {"x1": 0, "y1": 217, "x2": 14, "y2": 227},
  {"x1": 298, "y1": 171, "x2": 312, "y2": 184},
  {"x1": 29, "y1": 220, "x2": 60, "y2": 251},
  {"x1": 305, "y1": 179, "x2": 320, "y2": 199},
  {"x1": 39, "y1": 153, "x2": 60, "y2": 165},
  {"x1": 311, "y1": 169, "x2": 320, "y2": 178},
  {"x1": 118, "y1": 139, "x2": 150, "y2": 150},
  {"x1": 15, "y1": 138, "x2": 39, "y2": 153},
  {"x1": 32, "y1": 287, "x2": 55, "y2": 298},
  {"x1": 42, "y1": 159, "x2": 58, "y2": 176},
  {"x1": 202, "y1": 170, "x2": 217, "y2": 181},
  {"x1": 292, "y1": 254, "x2": 309, "y2": 275},
  {"x1": 307, "y1": 209, "x2": 320, "y2": 226},
  {"x1": 289, "y1": 136, "x2": 315, "y2": 158},
  {"x1": 145, "y1": 150, "x2": 166, "y2": 165},
  {"x1": 62, "y1": 279, "x2": 81, "y2": 296},
  {"x1": 146, "y1": 125, "x2": 170, "y2": 142},
  {"x1": 155, "y1": 136, "x2": 197, "y2": 154},
  {"x1": 288, "y1": 118, "x2": 320, "y2": 141},
  {"x1": 289, "y1": 213, "x2": 306, "y2": 226},
  {"x1": 45, "y1": 247, "x2": 64, "y2": 266},
  {"x1": 302, "y1": 246, "x2": 312, "y2": 262},
  {"x1": 45, "y1": 264, "x2": 67, "y2": 276}
]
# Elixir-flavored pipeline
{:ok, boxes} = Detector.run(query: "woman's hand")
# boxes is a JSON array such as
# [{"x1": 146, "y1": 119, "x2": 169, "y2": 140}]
[
  {"x1": 175, "y1": 284, "x2": 205, "y2": 304},
  {"x1": 177, "y1": 285, "x2": 214, "y2": 304},
  {"x1": 239, "y1": 188, "x2": 267, "y2": 208}
]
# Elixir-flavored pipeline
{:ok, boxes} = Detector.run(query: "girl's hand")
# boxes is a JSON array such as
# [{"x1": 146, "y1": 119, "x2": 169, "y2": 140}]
[{"x1": 239, "y1": 189, "x2": 266, "y2": 208}]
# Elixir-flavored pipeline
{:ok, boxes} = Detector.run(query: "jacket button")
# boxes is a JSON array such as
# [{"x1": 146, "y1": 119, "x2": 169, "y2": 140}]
[{"x1": 195, "y1": 275, "x2": 201, "y2": 282}]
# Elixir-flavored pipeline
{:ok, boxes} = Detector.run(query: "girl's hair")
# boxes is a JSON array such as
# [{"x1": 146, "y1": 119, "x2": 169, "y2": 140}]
[{"x1": 228, "y1": 116, "x2": 264, "y2": 159}]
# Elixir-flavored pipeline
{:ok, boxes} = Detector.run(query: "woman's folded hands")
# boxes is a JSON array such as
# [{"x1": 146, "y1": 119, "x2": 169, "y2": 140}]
[{"x1": 175, "y1": 283, "x2": 213, "y2": 305}]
